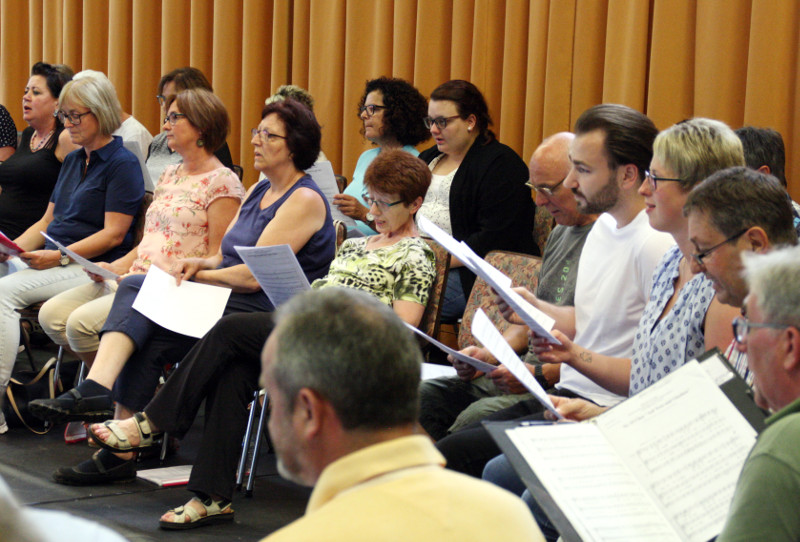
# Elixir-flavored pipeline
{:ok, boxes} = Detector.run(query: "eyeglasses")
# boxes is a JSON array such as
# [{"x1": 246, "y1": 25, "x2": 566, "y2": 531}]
[
  {"x1": 251, "y1": 128, "x2": 287, "y2": 144},
  {"x1": 55, "y1": 110, "x2": 92, "y2": 125},
  {"x1": 156, "y1": 94, "x2": 166, "y2": 106},
  {"x1": 423, "y1": 115, "x2": 461, "y2": 130},
  {"x1": 164, "y1": 112, "x2": 188, "y2": 125},
  {"x1": 528, "y1": 177, "x2": 566, "y2": 198},
  {"x1": 362, "y1": 193, "x2": 403, "y2": 210},
  {"x1": 732, "y1": 316, "x2": 789, "y2": 344},
  {"x1": 358, "y1": 104, "x2": 389, "y2": 117},
  {"x1": 645, "y1": 170, "x2": 683, "y2": 191},
  {"x1": 691, "y1": 228, "x2": 749, "y2": 267}
]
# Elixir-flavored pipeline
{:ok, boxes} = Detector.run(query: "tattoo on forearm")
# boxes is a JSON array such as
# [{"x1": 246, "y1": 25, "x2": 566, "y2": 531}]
[{"x1": 578, "y1": 351, "x2": 592, "y2": 364}]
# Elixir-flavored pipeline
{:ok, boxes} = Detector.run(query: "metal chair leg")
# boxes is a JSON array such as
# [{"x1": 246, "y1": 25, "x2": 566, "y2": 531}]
[
  {"x1": 245, "y1": 391, "x2": 269, "y2": 497},
  {"x1": 236, "y1": 390, "x2": 260, "y2": 490}
]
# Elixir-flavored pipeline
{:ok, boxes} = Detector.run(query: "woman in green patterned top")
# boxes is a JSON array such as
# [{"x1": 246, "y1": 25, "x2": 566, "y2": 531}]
[{"x1": 313, "y1": 148, "x2": 435, "y2": 326}]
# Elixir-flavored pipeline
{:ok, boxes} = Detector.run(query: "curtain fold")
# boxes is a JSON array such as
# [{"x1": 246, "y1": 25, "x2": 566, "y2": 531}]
[{"x1": 0, "y1": 0, "x2": 796, "y2": 198}]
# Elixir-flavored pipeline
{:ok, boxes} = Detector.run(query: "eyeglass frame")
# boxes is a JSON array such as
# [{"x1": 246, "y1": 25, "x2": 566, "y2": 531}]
[
  {"x1": 527, "y1": 176, "x2": 567, "y2": 198},
  {"x1": 644, "y1": 170, "x2": 683, "y2": 191},
  {"x1": 358, "y1": 104, "x2": 389, "y2": 118},
  {"x1": 54, "y1": 109, "x2": 93, "y2": 125},
  {"x1": 251, "y1": 128, "x2": 288, "y2": 144},
  {"x1": 362, "y1": 193, "x2": 403, "y2": 211},
  {"x1": 732, "y1": 316, "x2": 790, "y2": 344},
  {"x1": 156, "y1": 94, "x2": 167, "y2": 106},
  {"x1": 163, "y1": 112, "x2": 188, "y2": 126},
  {"x1": 691, "y1": 228, "x2": 749, "y2": 268},
  {"x1": 423, "y1": 115, "x2": 462, "y2": 130}
]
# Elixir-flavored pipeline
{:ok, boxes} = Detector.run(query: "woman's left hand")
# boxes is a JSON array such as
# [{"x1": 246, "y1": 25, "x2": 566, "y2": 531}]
[
  {"x1": 530, "y1": 329, "x2": 578, "y2": 366},
  {"x1": 332, "y1": 194, "x2": 369, "y2": 222},
  {"x1": 19, "y1": 249, "x2": 62, "y2": 270}
]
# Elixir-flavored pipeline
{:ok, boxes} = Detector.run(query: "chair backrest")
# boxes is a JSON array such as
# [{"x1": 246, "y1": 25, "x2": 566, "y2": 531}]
[
  {"x1": 231, "y1": 165, "x2": 244, "y2": 181},
  {"x1": 333, "y1": 220, "x2": 347, "y2": 254},
  {"x1": 334, "y1": 174, "x2": 347, "y2": 193},
  {"x1": 133, "y1": 192, "x2": 155, "y2": 246},
  {"x1": 533, "y1": 205, "x2": 556, "y2": 255},
  {"x1": 458, "y1": 250, "x2": 542, "y2": 350},
  {"x1": 417, "y1": 237, "x2": 451, "y2": 338}
]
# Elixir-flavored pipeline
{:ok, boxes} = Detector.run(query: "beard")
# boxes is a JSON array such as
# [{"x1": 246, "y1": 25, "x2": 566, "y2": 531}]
[{"x1": 575, "y1": 172, "x2": 620, "y2": 214}]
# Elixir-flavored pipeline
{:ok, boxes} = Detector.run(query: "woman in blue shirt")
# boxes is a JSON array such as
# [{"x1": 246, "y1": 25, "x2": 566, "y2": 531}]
[
  {"x1": 333, "y1": 76, "x2": 429, "y2": 236},
  {"x1": 0, "y1": 75, "x2": 144, "y2": 433}
]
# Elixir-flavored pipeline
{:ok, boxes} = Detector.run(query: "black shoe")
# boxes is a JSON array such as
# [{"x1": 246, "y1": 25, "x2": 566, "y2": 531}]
[
  {"x1": 29, "y1": 387, "x2": 114, "y2": 424},
  {"x1": 53, "y1": 449, "x2": 136, "y2": 486}
]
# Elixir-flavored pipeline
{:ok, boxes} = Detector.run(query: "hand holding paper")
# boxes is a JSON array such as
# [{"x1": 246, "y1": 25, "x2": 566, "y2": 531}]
[
  {"x1": 470, "y1": 309, "x2": 562, "y2": 419},
  {"x1": 40, "y1": 232, "x2": 120, "y2": 280},
  {"x1": 404, "y1": 323, "x2": 497, "y2": 374}
]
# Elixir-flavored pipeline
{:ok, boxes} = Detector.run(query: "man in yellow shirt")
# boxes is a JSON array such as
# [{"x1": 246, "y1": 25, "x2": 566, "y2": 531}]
[{"x1": 260, "y1": 287, "x2": 544, "y2": 541}]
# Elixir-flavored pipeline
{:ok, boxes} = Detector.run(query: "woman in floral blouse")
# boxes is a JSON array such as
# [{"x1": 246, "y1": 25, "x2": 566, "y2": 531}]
[{"x1": 38, "y1": 88, "x2": 243, "y2": 369}]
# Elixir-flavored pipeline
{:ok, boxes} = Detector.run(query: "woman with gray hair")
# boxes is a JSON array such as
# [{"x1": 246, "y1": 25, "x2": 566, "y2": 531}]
[{"x1": 0, "y1": 74, "x2": 144, "y2": 434}]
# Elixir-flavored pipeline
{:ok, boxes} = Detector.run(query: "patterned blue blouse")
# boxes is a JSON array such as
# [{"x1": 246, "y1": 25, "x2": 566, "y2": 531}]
[{"x1": 629, "y1": 245, "x2": 715, "y2": 395}]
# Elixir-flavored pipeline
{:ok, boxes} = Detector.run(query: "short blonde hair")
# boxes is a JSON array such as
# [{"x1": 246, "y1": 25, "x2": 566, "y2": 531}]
[
  {"x1": 59, "y1": 76, "x2": 122, "y2": 137},
  {"x1": 654, "y1": 118, "x2": 744, "y2": 190}
]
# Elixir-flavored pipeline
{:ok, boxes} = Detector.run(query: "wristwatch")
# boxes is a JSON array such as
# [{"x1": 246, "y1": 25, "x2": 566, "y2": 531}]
[{"x1": 59, "y1": 250, "x2": 70, "y2": 266}]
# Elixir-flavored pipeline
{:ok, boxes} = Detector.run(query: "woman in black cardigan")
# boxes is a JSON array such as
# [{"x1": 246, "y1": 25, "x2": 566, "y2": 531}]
[{"x1": 419, "y1": 80, "x2": 537, "y2": 322}]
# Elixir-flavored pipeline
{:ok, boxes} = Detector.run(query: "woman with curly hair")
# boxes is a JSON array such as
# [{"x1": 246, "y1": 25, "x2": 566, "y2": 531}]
[{"x1": 333, "y1": 76, "x2": 429, "y2": 236}]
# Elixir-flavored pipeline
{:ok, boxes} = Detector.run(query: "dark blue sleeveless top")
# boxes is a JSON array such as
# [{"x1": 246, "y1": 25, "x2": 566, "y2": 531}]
[{"x1": 220, "y1": 174, "x2": 336, "y2": 312}]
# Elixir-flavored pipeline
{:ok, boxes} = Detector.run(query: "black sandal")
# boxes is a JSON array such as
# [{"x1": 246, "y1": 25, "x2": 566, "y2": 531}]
[
  {"x1": 30, "y1": 383, "x2": 113, "y2": 423},
  {"x1": 52, "y1": 449, "x2": 136, "y2": 486}
]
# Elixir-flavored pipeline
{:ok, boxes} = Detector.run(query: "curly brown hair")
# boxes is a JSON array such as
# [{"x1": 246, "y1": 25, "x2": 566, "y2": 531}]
[{"x1": 358, "y1": 77, "x2": 429, "y2": 146}]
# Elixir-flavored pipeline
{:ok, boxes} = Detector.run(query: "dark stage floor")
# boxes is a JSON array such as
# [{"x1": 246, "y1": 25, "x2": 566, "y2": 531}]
[{"x1": 2, "y1": 343, "x2": 309, "y2": 541}]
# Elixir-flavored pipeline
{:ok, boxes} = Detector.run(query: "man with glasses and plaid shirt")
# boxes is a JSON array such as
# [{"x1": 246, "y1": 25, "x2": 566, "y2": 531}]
[
  {"x1": 685, "y1": 166, "x2": 798, "y2": 385},
  {"x1": 715, "y1": 244, "x2": 800, "y2": 541}
]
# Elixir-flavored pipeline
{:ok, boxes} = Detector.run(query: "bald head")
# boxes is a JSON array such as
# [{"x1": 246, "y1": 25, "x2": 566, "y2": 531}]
[{"x1": 530, "y1": 132, "x2": 595, "y2": 227}]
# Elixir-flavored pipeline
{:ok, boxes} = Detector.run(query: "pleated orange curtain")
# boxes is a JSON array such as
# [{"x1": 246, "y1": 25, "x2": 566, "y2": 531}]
[{"x1": 0, "y1": 0, "x2": 797, "y2": 197}]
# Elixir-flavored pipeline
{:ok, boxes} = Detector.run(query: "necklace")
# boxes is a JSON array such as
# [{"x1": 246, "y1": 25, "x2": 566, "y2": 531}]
[{"x1": 30, "y1": 129, "x2": 55, "y2": 152}]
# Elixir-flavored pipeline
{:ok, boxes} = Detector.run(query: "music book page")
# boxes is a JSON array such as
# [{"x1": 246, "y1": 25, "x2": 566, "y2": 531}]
[
  {"x1": 305, "y1": 161, "x2": 356, "y2": 228},
  {"x1": 505, "y1": 360, "x2": 757, "y2": 542},
  {"x1": 235, "y1": 244, "x2": 310, "y2": 307}
]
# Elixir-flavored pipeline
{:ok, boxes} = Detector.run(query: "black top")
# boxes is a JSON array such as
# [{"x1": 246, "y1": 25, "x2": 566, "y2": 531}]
[
  {"x1": 419, "y1": 135, "x2": 537, "y2": 297},
  {"x1": 0, "y1": 126, "x2": 64, "y2": 238}
]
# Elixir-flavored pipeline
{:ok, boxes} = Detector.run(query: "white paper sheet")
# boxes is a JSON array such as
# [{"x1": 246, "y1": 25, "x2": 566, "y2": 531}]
[
  {"x1": 305, "y1": 161, "x2": 357, "y2": 228},
  {"x1": 421, "y1": 362, "x2": 458, "y2": 380},
  {"x1": 598, "y1": 361, "x2": 757, "y2": 542},
  {"x1": 235, "y1": 244, "x2": 310, "y2": 307},
  {"x1": 471, "y1": 309, "x2": 562, "y2": 419},
  {"x1": 41, "y1": 232, "x2": 120, "y2": 280},
  {"x1": 417, "y1": 214, "x2": 559, "y2": 344},
  {"x1": 404, "y1": 322, "x2": 497, "y2": 373},
  {"x1": 131, "y1": 265, "x2": 231, "y2": 338}
]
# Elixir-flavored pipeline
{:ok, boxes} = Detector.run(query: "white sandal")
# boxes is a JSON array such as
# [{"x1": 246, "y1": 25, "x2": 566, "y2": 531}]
[{"x1": 159, "y1": 497, "x2": 235, "y2": 530}]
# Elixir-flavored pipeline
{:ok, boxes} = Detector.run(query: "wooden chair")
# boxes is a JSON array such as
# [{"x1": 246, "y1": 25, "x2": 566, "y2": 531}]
[
  {"x1": 457, "y1": 250, "x2": 542, "y2": 350},
  {"x1": 418, "y1": 237, "x2": 450, "y2": 343}
]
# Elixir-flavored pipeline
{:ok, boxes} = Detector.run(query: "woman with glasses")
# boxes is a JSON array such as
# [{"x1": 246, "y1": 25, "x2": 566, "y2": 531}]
[
  {"x1": 0, "y1": 75, "x2": 145, "y2": 433},
  {"x1": 35, "y1": 99, "x2": 335, "y2": 480},
  {"x1": 82, "y1": 149, "x2": 434, "y2": 529},
  {"x1": 37, "y1": 88, "x2": 244, "y2": 381},
  {"x1": 418, "y1": 80, "x2": 536, "y2": 322},
  {"x1": 0, "y1": 63, "x2": 78, "y2": 255},
  {"x1": 146, "y1": 67, "x2": 234, "y2": 185},
  {"x1": 333, "y1": 76, "x2": 429, "y2": 236}
]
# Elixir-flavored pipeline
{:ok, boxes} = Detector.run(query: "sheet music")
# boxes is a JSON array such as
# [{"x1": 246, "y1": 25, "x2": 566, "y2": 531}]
[
  {"x1": 41, "y1": 232, "x2": 120, "y2": 280},
  {"x1": 131, "y1": 265, "x2": 231, "y2": 338},
  {"x1": 305, "y1": 161, "x2": 356, "y2": 228},
  {"x1": 235, "y1": 244, "x2": 310, "y2": 307},
  {"x1": 597, "y1": 361, "x2": 757, "y2": 542},
  {"x1": 0, "y1": 230, "x2": 24, "y2": 256},
  {"x1": 506, "y1": 423, "x2": 681, "y2": 542},
  {"x1": 471, "y1": 309, "x2": 562, "y2": 419},
  {"x1": 417, "y1": 214, "x2": 559, "y2": 344},
  {"x1": 404, "y1": 322, "x2": 497, "y2": 374}
]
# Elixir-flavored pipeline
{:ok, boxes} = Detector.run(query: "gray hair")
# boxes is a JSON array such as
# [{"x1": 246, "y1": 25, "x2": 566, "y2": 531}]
[
  {"x1": 265, "y1": 85, "x2": 315, "y2": 111},
  {"x1": 270, "y1": 288, "x2": 422, "y2": 430},
  {"x1": 743, "y1": 245, "x2": 800, "y2": 330},
  {"x1": 59, "y1": 73, "x2": 122, "y2": 136}
]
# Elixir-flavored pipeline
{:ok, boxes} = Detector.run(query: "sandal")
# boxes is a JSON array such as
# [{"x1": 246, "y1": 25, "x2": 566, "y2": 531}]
[
  {"x1": 159, "y1": 497, "x2": 235, "y2": 530},
  {"x1": 52, "y1": 449, "x2": 136, "y2": 486},
  {"x1": 89, "y1": 412, "x2": 160, "y2": 453},
  {"x1": 29, "y1": 384, "x2": 113, "y2": 424}
]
